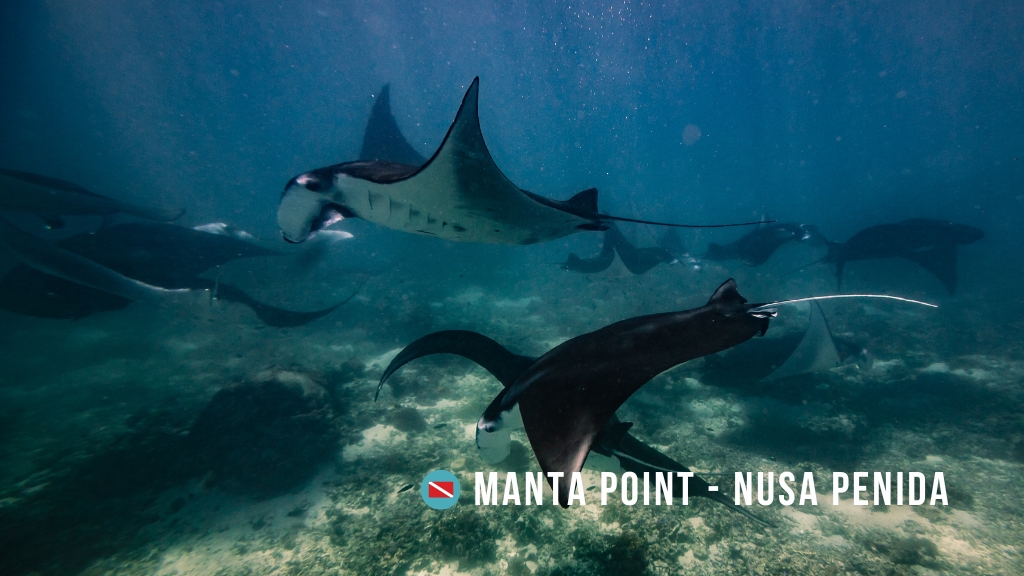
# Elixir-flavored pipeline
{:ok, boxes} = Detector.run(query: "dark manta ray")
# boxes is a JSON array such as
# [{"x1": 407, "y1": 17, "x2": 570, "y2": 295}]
[
  {"x1": 0, "y1": 168, "x2": 183, "y2": 229},
  {"x1": 378, "y1": 280, "x2": 774, "y2": 503},
  {"x1": 0, "y1": 223, "x2": 342, "y2": 327},
  {"x1": 705, "y1": 222, "x2": 824, "y2": 267},
  {"x1": 562, "y1": 231, "x2": 617, "y2": 273},
  {"x1": 376, "y1": 283, "x2": 935, "y2": 507},
  {"x1": 375, "y1": 327, "x2": 769, "y2": 525},
  {"x1": 562, "y1": 225, "x2": 677, "y2": 275},
  {"x1": 278, "y1": 78, "x2": 762, "y2": 244},
  {"x1": 825, "y1": 218, "x2": 984, "y2": 294}
]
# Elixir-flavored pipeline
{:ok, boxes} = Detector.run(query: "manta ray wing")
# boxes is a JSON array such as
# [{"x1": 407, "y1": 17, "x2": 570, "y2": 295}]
[
  {"x1": 56, "y1": 223, "x2": 281, "y2": 286},
  {"x1": 358, "y1": 84, "x2": 428, "y2": 166},
  {"x1": 343, "y1": 78, "x2": 597, "y2": 243},
  {"x1": 562, "y1": 229, "x2": 617, "y2": 273},
  {"x1": 603, "y1": 419, "x2": 772, "y2": 526},
  {"x1": 0, "y1": 168, "x2": 184, "y2": 223},
  {"x1": 278, "y1": 79, "x2": 603, "y2": 244},
  {"x1": 0, "y1": 264, "x2": 131, "y2": 319},
  {"x1": 0, "y1": 217, "x2": 178, "y2": 302},
  {"x1": 511, "y1": 280, "x2": 770, "y2": 504},
  {"x1": 903, "y1": 244, "x2": 958, "y2": 294},
  {"x1": 376, "y1": 329, "x2": 536, "y2": 399},
  {"x1": 761, "y1": 302, "x2": 840, "y2": 381}
]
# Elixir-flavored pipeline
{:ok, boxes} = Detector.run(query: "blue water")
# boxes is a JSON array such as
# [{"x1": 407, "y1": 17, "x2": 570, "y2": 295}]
[{"x1": 0, "y1": 1, "x2": 1022, "y2": 574}]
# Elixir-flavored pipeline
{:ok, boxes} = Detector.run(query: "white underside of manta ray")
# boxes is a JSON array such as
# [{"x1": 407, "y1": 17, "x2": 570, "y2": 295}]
[{"x1": 278, "y1": 78, "x2": 761, "y2": 245}]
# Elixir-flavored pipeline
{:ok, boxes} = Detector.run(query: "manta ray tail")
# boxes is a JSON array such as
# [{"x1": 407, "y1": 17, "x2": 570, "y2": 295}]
[
  {"x1": 375, "y1": 330, "x2": 535, "y2": 400},
  {"x1": 600, "y1": 214, "x2": 770, "y2": 229}
]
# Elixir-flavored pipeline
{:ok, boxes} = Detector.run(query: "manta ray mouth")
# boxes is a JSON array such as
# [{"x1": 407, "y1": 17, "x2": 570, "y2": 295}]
[{"x1": 278, "y1": 175, "x2": 354, "y2": 243}]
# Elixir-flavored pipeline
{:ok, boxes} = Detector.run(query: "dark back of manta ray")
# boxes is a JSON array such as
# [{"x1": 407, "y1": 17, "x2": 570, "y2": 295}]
[
  {"x1": 0, "y1": 264, "x2": 131, "y2": 319},
  {"x1": 55, "y1": 223, "x2": 279, "y2": 287},
  {"x1": 0, "y1": 223, "x2": 290, "y2": 322}
]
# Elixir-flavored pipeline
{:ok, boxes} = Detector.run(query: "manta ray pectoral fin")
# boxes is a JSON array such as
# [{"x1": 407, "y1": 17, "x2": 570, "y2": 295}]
[
  {"x1": 359, "y1": 84, "x2": 427, "y2": 166},
  {"x1": 707, "y1": 278, "x2": 748, "y2": 311},
  {"x1": 212, "y1": 283, "x2": 342, "y2": 327},
  {"x1": 591, "y1": 420, "x2": 634, "y2": 457},
  {"x1": 375, "y1": 330, "x2": 535, "y2": 400},
  {"x1": 903, "y1": 244, "x2": 958, "y2": 294},
  {"x1": 566, "y1": 188, "x2": 599, "y2": 214},
  {"x1": 761, "y1": 302, "x2": 841, "y2": 382}
]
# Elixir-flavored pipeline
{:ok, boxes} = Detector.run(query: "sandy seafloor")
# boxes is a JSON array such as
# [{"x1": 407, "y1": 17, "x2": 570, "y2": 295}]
[{"x1": 1, "y1": 253, "x2": 1023, "y2": 576}]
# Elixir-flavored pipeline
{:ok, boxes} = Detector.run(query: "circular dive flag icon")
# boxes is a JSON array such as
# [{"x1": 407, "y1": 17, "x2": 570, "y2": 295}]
[{"x1": 421, "y1": 469, "x2": 460, "y2": 510}]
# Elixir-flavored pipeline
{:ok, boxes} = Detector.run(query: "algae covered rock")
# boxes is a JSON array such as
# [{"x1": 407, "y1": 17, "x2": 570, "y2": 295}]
[{"x1": 186, "y1": 371, "x2": 339, "y2": 497}]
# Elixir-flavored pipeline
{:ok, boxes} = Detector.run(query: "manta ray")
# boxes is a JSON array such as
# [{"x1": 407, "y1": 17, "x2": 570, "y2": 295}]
[
  {"x1": 380, "y1": 280, "x2": 774, "y2": 504},
  {"x1": 701, "y1": 302, "x2": 871, "y2": 387},
  {"x1": 0, "y1": 223, "x2": 343, "y2": 326},
  {"x1": 824, "y1": 218, "x2": 984, "y2": 294},
  {"x1": 0, "y1": 216, "x2": 182, "y2": 303},
  {"x1": 278, "y1": 78, "x2": 761, "y2": 244},
  {"x1": 376, "y1": 327, "x2": 771, "y2": 525},
  {"x1": 0, "y1": 168, "x2": 183, "y2": 229},
  {"x1": 376, "y1": 282, "x2": 934, "y2": 507},
  {"x1": 704, "y1": 221, "x2": 825, "y2": 267},
  {"x1": 562, "y1": 226, "x2": 686, "y2": 275}
]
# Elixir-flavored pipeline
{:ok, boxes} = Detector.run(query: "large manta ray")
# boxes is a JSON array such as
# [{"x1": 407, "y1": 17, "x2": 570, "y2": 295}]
[
  {"x1": 825, "y1": 218, "x2": 984, "y2": 294},
  {"x1": 0, "y1": 168, "x2": 183, "y2": 229},
  {"x1": 704, "y1": 222, "x2": 824, "y2": 267},
  {"x1": 376, "y1": 282, "x2": 935, "y2": 506},
  {"x1": 0, "y1": 223, "x2": 341, "y2": 327},
  {"x1": 375, "y1": 327, "x2": 771, "y2": 525},
  {"x1": 278, "y1": 78, "x2": 760, "y2": 244},
  {"x1": 378, "y1": 279, "x2": 775, "y2": 503}
]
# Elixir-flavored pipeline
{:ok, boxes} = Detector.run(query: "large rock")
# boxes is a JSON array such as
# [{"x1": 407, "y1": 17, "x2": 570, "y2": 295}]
[{"x1": 186, "y1": 371, "x2": 339, "y2": 497}]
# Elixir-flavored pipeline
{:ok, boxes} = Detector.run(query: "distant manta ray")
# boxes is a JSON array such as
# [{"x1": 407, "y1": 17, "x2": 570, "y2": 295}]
[
  {"x1": 704, "y1": 221, "x2": 825, "y2": 267},
  {"x1": 278, "y1": 78, "x2": 763, "y2": 245},
  {"x1": 376, "y1": 281, "x2": 935, "y2": 507},
  {"x1": 562, "y1": 225, "x2": 679, "y2": 275},
  {"x1": 0, "y1": 216, "x2": 183, "y2": 302},
  {"x1": 375, "y1": 328, "x2": 771, "y2": 525},
  {"x1": 0, "y1": 223, "x2": 344, "y2": 327},
  {"x1": 0, "y1": 168, "x2": 183, "y2": 229},
  {"x1": 824, "y1": 218, "x2": 984, "y2": 294}
]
